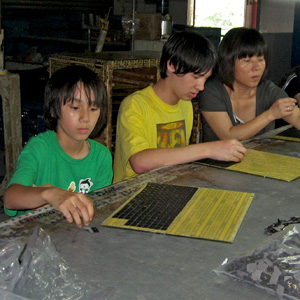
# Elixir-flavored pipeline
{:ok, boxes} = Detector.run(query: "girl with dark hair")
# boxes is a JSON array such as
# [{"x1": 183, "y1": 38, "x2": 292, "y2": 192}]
[{"x1": 198, "y1": 27, "x2": 300, "y2": 142}]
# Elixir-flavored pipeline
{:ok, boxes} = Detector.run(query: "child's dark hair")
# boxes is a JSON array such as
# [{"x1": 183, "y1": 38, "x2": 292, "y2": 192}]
[
  {"x1": 44, "y1": 65, "x2": 107, "y2": 139},
  {"x1": 159, "y1": 31, "x2": 217, "y2": 79},
  {"x1": 217, "y1": 27, "x2": 269, "y2": 90}
]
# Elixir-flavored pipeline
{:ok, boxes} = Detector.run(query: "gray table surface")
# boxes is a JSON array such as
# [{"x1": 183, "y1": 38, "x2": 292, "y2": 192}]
[{"x1": 1, "y1": 126, "x2": 300, "y2": 300}]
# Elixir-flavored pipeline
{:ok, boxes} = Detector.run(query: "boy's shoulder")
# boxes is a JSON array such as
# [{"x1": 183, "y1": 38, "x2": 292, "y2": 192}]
[
  {"x1": 88, "y1": 139, "x2": 112, "y2": 158},
  {"x1": 123, "y1": 86, "x2": 154, "y2": 104},
  {"x1": 89, "y1": 138, "x2": 110, "y2": 151},
  {"x1": 25, "y1": 130, "x2": 56, "y2": 148}
]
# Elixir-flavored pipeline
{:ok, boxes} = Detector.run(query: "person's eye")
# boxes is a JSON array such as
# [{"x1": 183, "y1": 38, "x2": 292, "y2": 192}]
[
  {"x1": 193, "y1": 74, "x2": 202, "y2": 79},
  {"x1": 71, "y1": 105, "x2": 79, "y2": 110},
  {"x1": 90, "y1": 107, "x2": 99, "y2": 112}
]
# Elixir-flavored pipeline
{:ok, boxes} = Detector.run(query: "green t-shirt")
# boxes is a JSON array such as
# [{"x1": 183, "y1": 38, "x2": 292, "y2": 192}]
[{"x1": 5, "y1": 130, "x2": 113, "y2": 217}]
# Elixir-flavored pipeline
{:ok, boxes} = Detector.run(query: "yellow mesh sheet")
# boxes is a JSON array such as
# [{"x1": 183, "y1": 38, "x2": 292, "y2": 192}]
[
  {"x1": 227, "y1": 149, "x2": 300, "y2": 182},
  {"x1": 102, "y1": 184, "x2": 254, "y2": 243}
]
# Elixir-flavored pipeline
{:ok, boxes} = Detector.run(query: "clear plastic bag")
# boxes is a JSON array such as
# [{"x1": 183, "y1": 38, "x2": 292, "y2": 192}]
[
  {"x1": 214, "y1": 224, "x2": 300, "y2": 300},
  {"x1": 0, "y1": 227, "x2": 115, "y2": 300}
]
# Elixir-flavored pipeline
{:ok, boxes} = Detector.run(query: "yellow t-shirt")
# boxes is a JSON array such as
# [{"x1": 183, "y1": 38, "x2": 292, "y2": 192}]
[{"x1": 113, "y1": 86, "x2": 193, "y2": 183}]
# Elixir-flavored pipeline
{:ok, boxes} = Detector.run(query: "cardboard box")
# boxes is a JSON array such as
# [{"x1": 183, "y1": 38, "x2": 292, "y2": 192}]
[{"x1": 135, "y1": 13, "x2": 162, "y2": 40}]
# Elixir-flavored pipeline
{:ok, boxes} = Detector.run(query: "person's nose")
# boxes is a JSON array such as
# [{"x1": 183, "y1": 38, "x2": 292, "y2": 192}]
[
  {"x1": 252, "y1": 59, "x2": 261, "y2": 71},
  {"x1": 80, "y1": 108, "x2": 90, "y2": 122},
  {"x1": 195, "y1": 78, "x2": 206, "y2": 91}
]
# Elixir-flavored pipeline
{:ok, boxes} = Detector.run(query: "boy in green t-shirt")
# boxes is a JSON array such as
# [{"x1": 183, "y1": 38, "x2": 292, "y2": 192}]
[{"x1": 4, "y1": 66, "x2": 113, "y2": 227}]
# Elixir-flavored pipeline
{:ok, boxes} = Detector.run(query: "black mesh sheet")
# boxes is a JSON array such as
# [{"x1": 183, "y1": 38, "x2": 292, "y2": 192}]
[
  {"x1": 276, "y1": 127, "x2": 300, "y2": 139},
  {"x1": 113, "y1": 183, "x2": 197, "y2": 231}
]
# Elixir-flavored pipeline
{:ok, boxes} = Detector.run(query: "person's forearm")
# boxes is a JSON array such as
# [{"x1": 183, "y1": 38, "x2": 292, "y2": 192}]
[
  {"x1": 219, "y1": 110, "x2": 274, "y2": 140},
  {"x1": 129, "y1": 145, "x2": 209, "y2": 173},
  {"x1": 283, "y1": 108, "x2": 300, "y2": 130},
  {"x1": 291, "y1": 118, "x2": 300, "y2": 130},
  {"x1": 129, "y1": 140, "x2": 245, "y2": 174},
  {"x1": 4, "y1": 183, "x2": 49, "y2": 210}
]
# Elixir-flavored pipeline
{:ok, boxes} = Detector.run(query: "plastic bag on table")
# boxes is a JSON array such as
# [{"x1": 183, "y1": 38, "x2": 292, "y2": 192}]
[
  {"x1": 0, "y1": 226, "x2": 114, "y2": 300},
  {"x1": 214, "y1": 224, "x2": 300, "y2": 300}
]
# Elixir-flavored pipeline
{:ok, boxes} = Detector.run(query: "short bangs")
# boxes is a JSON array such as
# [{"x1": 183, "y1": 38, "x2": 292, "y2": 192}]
[{"x1": 169, "y1": 37, "x2": 217, "y2": 75}]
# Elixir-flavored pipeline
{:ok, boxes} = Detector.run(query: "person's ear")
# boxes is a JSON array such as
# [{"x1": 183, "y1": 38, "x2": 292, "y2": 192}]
[
  {"x1": 167, "y1": 60, "x2": 176, "y2": 73},
  {"x1": 50, "y1": 106, "x2": 60, "y2": 119}
]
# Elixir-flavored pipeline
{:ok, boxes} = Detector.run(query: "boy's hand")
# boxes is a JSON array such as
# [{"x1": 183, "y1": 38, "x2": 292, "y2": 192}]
[
  {"x1": 209, "y1": 139, "x2": 247, "y2": 162},
  {"x1": 40, "y1": 186, "x2": 94, "y2": 227}
]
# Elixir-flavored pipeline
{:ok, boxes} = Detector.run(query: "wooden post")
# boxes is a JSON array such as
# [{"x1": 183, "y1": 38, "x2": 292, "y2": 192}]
[
  {"x1": 0, "y1": 73, "x2": 22, "y2": 195},
  {"x1": 0, "y1": 29, "x2": 4, "y2": 70}
]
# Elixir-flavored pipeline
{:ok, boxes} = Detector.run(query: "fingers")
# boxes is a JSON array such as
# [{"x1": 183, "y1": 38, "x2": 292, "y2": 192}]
[
  {"x1": 230, "y1": 151, "x2": 245, "y2": 162},
  {"x1": 211, "y1": 139, "x2": 247, "y2": 162},
  {"x1": 56, "y1": 193, "x2": 94, "y2": 227},
  {"x1": 60, "y1": 206, "x2": 75, "y2": 224},
  {"x1": 277, "y1": 98, "x2": 296, "y2": 116},
  {"x1": 286, "y1": 105, "x2": 295, "y2": 112},
  {"x1": 279, "y1": 97, "x2": 297, "y2": 105},
  {"x1": 75, "y1": 194, "x2": 95, "y2": 226},
  {"x1": 86, "y1": 200, "x2": 95, "y2": 221},
  {"x1": 234, "y1": 140, "x2": 246, "y2": 151},
  {"x1": 42, "y1": 187, "x2": 95, "y2": 227},
  {"x1": 284, "y1": 101, "x2": 295, "y2": 112},
  {"x1": 230, "y1": 141, "x2": 247, "y2": 162}
]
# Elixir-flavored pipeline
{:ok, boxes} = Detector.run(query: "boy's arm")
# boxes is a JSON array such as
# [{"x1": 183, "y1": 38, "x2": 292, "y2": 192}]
[
  {"x1": 4, "y1": 183, "x2": 94, "y2": 227},
  {"x1": 129, "y1": 139, "x2": 246, "y2": 174}
]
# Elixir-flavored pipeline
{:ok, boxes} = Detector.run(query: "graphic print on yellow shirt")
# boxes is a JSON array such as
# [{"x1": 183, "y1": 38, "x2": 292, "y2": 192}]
[{"x1": 157, "y1": 120, "x2": 187, "y2": 148}]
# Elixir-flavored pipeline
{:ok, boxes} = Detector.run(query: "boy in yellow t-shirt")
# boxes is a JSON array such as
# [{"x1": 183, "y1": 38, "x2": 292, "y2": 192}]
[{"x1": 113, "y1": 31, "x2": 247, "y2": 183}]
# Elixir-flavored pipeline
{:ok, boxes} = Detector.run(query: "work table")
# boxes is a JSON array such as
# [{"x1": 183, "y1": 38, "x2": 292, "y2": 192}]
[{"x1": 0, "y1": 126, "x2": 299, "y2": 300}]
